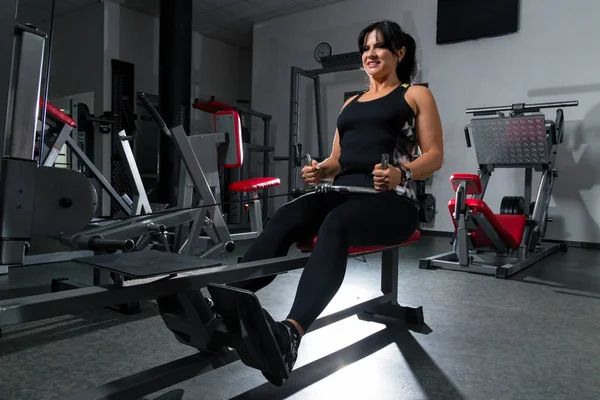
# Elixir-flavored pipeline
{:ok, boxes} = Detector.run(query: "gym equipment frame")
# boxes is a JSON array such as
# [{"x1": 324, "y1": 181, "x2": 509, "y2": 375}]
[
  {"x1": 420, "y1": 100, "x2": 578, "y2": 278},
  {"x1": 0, "y1": 15, "x2": 98, "y2": 272},
  {"x1": 0, "y1": 229, "x2": 423, "y2": 399},
  {"x1": 192, "y1": 95, "x2": 275, "y2": 221},
  {"x1": 40, "y1": 99, "x2": 152, "y2": 217}
]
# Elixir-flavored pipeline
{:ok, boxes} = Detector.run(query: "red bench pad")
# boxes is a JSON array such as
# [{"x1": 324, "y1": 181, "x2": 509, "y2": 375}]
[
  {"x1": 448, "y1": 198, "x2": 526, "y2": 249},
  {"x1": 450, "y1": 173, "x2": 482, "y2": 195},
  {"x1": 297, "y1": 230, "x2": 421, "y2": 255},
  {"x1": 193, "y1": 100, "x2": 234, "y2": 114},
  {"x1": 228, "y1": 177, "x2": 281, "y2": 193},
  {"x1": 40, "y1": 98, "x2": 76, "y2": 128}
]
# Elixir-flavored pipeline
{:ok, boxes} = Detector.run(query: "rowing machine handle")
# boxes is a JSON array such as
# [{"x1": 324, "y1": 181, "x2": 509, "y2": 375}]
[
  {"x1": 304, "y1": 153, "x2": 312, "y2": 166},
  {"x1": 381, "y1": 154, "x2": 389, "y2": 169},
  {"x1": 464, "y1": 125, "x2": 472, "y2": 148}
]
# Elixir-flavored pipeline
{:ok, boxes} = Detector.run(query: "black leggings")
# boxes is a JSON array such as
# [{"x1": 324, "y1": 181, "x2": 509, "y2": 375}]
[{"x1": 229, "y1": 190, "x2": 419, "y2": 332}]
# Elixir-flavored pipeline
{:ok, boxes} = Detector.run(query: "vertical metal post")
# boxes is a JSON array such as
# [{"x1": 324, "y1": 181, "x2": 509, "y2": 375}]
[
  {"x1": 313, "y1": 74, "x2": 324, "y2": 158},
  {"x1": 262, "y1": 117, "x2": 270, "y2": 218},
  {"x1": 381, "y1": 248, "x2": 399, "y2": 295},
  {"x1": 288, "y1": 67, "x2": 301, "y2": 198},
  {"x1": 524, "y1": 167, "x2": 532, "y2": 213},
  {"x1": 0, "y1": 1, "x2": 19, "y2": 154},
  {"x1": 158, "y1": 0, "x2": 192, "y2": 208}
]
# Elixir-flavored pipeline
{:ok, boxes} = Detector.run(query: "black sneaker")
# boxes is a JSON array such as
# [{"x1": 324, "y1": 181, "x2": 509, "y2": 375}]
[{"x1": 262, "y1": 310, "x2": 301, "y2": 386}]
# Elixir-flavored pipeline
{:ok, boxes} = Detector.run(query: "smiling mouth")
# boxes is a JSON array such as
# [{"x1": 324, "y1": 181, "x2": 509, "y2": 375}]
[{"x1": 366, "y1": 60, "x2": 380, "y2": 68}]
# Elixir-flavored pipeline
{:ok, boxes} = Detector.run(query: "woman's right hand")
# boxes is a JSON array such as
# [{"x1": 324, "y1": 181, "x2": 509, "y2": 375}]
[{"x1": 301, "y1": 160, "x2": 321, "y2": 186}]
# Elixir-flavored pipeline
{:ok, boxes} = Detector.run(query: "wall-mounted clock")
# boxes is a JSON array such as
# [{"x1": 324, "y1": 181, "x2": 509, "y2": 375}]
[{"x1": 314, "y1": 42, "x2": 332, "y2": 63}]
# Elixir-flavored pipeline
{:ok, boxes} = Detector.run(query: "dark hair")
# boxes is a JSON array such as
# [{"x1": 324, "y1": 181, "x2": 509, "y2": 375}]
[{"x1": 357, "y1": 20, "x2": 417, "y2": 84}]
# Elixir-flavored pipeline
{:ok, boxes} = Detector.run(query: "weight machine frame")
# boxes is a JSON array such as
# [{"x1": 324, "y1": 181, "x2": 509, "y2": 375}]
[
  {"x1": 193, "y1": 96, "x2": 274, "y2": 221},
  {"x1": 40, "y1": 100, "x2": 152, "y2": 217},
  {"x1": 0, "y1": 11, "x2": 47, "y2": 274},
  {"x1": 420, "y1": 100, "x2": 578, "y2": 278},
  {"x1": 278, "y1": 62, "x2": 362, "y2": 199}
]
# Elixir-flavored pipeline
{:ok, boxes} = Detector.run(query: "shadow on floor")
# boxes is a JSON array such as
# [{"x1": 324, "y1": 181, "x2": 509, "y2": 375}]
[
  {"x1": 229, "y1": 325, "x2": 464, "y2": 400},
  {"x1": 0, "y1": 302, "x2": 159, "y2": 357}
]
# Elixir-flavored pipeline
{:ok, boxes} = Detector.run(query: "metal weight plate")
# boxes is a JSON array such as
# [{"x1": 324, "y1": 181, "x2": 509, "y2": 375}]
[
  {"x1": 500, "y1": 196, "x2": 525, "y2": 215},
  {"x1": 418, "y1": 193, "x2": 436, "y2": 223},
  {"x1": 32, "y1": 167, "x2": 98, "y2": 236}
]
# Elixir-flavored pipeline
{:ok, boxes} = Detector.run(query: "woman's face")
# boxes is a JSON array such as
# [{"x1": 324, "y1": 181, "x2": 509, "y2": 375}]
[{"x1": 361, "y1": 30, "x2": 404, "y2": 80}]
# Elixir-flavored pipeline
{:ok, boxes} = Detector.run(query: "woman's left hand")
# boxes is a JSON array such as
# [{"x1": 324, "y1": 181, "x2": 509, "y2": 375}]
[{"x1": 372, "y1": 163, "x2": 403, "y2": 191}]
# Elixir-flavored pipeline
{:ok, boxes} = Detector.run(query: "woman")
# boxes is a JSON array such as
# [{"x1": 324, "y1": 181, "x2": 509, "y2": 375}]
[{"x1": 230, "y1": 19, "x2": 443, "y2": 385}]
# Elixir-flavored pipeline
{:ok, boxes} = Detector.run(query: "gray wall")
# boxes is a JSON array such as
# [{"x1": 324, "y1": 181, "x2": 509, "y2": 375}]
[
  {"x1": 35, "y1": 3, "x2": 105, "y2": 116},
  {"x1": 251, "y1": 0, "x2": 600, "y2": 243}
]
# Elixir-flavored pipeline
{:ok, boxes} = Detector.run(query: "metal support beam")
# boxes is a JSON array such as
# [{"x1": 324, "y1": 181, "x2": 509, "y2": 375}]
[
  {"x1": 158, "y1": 0, "x2": 192, "y2": 207},
  {"x1": 0, "y1": 1, "x2": 19, "y2": 163}
]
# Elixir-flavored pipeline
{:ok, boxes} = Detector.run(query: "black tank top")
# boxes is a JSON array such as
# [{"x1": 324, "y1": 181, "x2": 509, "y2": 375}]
[{"x1": 333, "y1": 83, "x2": 418, "y2": 203}]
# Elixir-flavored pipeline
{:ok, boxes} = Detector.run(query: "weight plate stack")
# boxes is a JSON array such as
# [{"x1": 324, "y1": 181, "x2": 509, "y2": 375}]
[
  {"x1": 500, "y1": 196, "x2": 525, "y2": 215},
  {"x1": 418, "y1": 193, "x2": 436, "y2": 223}
]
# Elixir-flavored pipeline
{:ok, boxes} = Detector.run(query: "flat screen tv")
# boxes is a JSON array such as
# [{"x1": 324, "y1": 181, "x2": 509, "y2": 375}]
[{"x1": 436, "y1": 0, "x2": 520, "y2": 45}]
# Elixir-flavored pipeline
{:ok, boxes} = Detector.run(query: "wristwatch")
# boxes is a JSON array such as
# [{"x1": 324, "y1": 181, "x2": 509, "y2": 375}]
[{"x1": 401, "y1": 166, "x2": 413, "y2": 183}]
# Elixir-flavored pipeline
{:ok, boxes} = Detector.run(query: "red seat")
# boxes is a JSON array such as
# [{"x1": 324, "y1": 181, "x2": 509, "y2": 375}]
[
  {"x1": 40, "y1": 98, "x2": 76, "y2": 128},
  {"x1": 297, "y1": 230, "x2": 421, "y2": 255},
  {"x1": 450, "y1": 173, "x2": 482, "y2": 195},
  {"x1": 448, "y1": 198, "x2": 526, "y2": 249},
  {"x1": 228, "y1": 177, "x2": 281, "y2": 193}
]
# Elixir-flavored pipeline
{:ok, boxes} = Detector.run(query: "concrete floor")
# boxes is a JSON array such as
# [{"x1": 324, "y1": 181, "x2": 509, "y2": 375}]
[{"x1": 1, "y1": 235, "x2": 600, "y2": 400}]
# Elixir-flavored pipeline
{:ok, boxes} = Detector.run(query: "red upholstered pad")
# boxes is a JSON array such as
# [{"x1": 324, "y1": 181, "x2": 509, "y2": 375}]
[
  {"x1": 228, "y1": 177, "x2": 281, "y2": 192},
  {"x1": 40, "y1": 98, "x2": 76, "y2": 128},
  {"x1": 296, "y1": 230, "x2": 421, "y2": 255},
  {"x1": 450, "y1": 173, "x2": 482, "y2": 195},
  {"x1": 448, "y1": 198, "x2": 526, "y2": 249},
  {"x1": 193, "y1": 100, "x2": 234, "y2": 114}
]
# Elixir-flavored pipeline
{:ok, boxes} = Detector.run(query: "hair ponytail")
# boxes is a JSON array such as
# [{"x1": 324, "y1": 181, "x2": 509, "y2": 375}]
[{"x1": 396, "y1": 32, "x2": 417, "y2": 84}]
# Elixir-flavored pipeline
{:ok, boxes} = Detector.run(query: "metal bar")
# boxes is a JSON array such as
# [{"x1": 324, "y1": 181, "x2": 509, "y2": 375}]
[
  {"x1": 496, "y1": 242, "x2": 562, "y2": 278},
  {"x1": 307, "y1": 293, "x2": 394, "y2": 333},
  {"x1": 64, "y1": 352, "x2": 239, "y2": 400},
  {"x1": 9, "y1": 26, "x2": 46, "y2": 159},
  {"x1": 0, "y1": 254, "x2": 310, "y2": 327},
  {"x1": 262, "y1": 117, "x2": 270, "y2": 218},
  {"x1": 524, "y1": 167, "x2": 532, "y2": 213},
  {"x1": 288, "y1": 66, "x2": 301, "y2": 198},
  {"x1": 42, "y1": 123, "x2": 72, "y2": 166},
  {"x1": 170, "y1": 125, "x2": 232, "y2": 246},
  {"x1": 466, "y1": 100, "x2": 578, "y2": 115},
  {"x1": 381, "y1": 248, "x2": 399, "y2": 295},
  {"x1": 65, "y1": 136, "x2": 132, "y2": 216},
  {"x1": 471, "y1": 213, "x2": 508, "y2": 252},
  {"x1": 0, "y1": 1, "x2": 19, "y2": 162},
  {"x1": 314, "y1": 74, "x2": 324, "y2": 158},
  {"x1": 116, "y1": 130, "x2": 152, "y2": 214},
  {"x1": 63, "y1": 208, "x2": 201, "y2": 243},
  {"x1": 305, "y1": 63, "x2": 362, "y2": 75}
]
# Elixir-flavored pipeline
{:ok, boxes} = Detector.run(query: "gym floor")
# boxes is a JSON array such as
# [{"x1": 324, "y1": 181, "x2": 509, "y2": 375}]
[{"x1": 1, "y1": 235, "x2": 599, "y2": 400}]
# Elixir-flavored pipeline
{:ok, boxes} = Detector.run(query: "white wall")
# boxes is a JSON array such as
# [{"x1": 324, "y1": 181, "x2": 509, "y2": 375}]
[{"x1": 252, "y1": 0, "x2": 600, "y2": 243}]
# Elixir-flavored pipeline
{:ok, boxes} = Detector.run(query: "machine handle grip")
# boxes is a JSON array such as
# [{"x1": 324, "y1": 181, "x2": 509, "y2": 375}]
[
  {"x1": 464, "y1": 125, "x2": 472, "y2": 148},
  {"x1": 555, "y1": 109, "x2": 565, "y2": 143},
  {"x1": 381, "y1": 154, "x2": 389, "y2": 169},
  {"x1": 138, "y1": 92, "x2": 172, "y2": 138}
]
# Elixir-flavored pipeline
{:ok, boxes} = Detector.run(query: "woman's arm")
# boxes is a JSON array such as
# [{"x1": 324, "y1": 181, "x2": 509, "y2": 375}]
[
  {"x1": 404, "y1": 86, "x2": 444, "y2": 180},
  {"x1": 316, "y1": 130, "x2": 341, "y2": 180}
]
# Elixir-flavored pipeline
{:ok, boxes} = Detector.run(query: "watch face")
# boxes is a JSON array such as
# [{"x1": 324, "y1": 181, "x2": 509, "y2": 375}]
[{"x1": 315, "y1": 42, "x2": 332, "y2": 62}]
